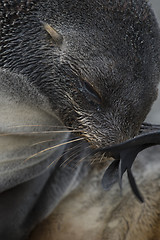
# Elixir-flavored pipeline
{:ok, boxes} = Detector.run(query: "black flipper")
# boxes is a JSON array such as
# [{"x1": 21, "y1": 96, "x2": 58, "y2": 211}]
[
  {"x1": 102, "y1": 159, "x2": 119, "y2": 190},
  {"x1": 127, "y1": 169, "x2": 144, "y2": 203},
  {"x1": 99, "y1": 123, "x2": 160, "y2": 202}
]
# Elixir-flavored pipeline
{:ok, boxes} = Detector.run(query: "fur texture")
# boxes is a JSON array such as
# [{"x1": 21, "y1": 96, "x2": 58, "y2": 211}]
[
  {"x1": 0, "y1": 0, "x2": 160, "y2": 239},
  {"x1": 29, "y1": 146, "x2": 160, "y2": 240}
]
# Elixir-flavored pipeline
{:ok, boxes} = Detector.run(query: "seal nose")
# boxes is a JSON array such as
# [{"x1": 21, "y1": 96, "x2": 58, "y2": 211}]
[
  {"x1": 95, "y1": 125, "x2": 138, "y2": 149},
  {"x1": 88, "y1": 131, "x2": 129, "y2": 149}
]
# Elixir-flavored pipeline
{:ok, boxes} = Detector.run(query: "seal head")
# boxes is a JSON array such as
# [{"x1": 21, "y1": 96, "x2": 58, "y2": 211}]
[
  {"x1": 1, "y1": 0, "x2": 160, "y2": 148},
  {"x1": 0, "y1": 1, "x2": 160, "y2": 239}
]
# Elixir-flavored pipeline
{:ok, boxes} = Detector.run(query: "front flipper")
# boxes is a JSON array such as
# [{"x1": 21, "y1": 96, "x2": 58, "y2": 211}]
[
  {"x1": 100, "y1": 123, "x2": 160, "y2": 202},
  {"x1": 102, "y1": 159, "x2": 119, "y2": 190},
  {"x1": 119, "y1": 147, "x2": 146, "y2": 203}
]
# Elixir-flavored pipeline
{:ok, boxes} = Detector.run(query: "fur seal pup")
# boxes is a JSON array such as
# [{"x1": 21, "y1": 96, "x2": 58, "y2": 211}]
[{"x1": 0, "y1": 0, "x2": 160, "y2": 239}]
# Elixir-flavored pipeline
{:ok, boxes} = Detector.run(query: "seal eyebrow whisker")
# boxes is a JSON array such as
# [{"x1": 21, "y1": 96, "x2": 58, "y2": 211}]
[
  {"x1": 25, "y1": 137, "x2": 84, "y2": 162},
  {"x1": 42, "y1": 21, "x2": 63, "y2": 45}
]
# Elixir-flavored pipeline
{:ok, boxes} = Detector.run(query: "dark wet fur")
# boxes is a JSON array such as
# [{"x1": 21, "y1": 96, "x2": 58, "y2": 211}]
[
  {"x1": 1, "y1": 1, "x2": 160, "y2": 240},
  {"x1": 1, "y1": 0, "x2": 160, "y2": 147}
]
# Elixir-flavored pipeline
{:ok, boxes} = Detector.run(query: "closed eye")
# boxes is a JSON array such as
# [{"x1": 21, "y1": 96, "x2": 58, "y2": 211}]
[{"x1": 83, "y1": 80, "x2": 102, "y2": 104}]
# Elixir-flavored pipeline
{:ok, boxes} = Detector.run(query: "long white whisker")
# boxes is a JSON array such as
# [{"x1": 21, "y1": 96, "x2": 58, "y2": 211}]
[
  {"x1": 63, "y1": 145, "x2": 91, "y2": 171},
  {"x1": 7, "y1": 124, "x2": 76, "y2": 130},
  {"x1": 100, "y1": 152, "x2": 105, "y2": 163},
  {"x1": 76, "y1": 149, "x2": 93, "y2": 165},
  {"x1": 60, "y1": 143, "x2": 83, "y2": 167},
  {"x1": 47, "y1": 143, "x2": 82, "y2": 169},
  {"x1": 0, "y1": 130, "x2": 81, "y2": 137},
  {"x1": 31, "y1": 139, "x2": 54, "y2": 147},
  {"x1": 25, "y1": 137, "x2": 84, "y2": 161}
]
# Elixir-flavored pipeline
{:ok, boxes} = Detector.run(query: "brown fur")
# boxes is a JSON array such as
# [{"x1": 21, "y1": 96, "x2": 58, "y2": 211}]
[
  {"x1": 29, "y1": 147, "x2": 160, "y2": 240},
  {"x1": 1, "y1": 1, "x2": 160, "y2": 239}
]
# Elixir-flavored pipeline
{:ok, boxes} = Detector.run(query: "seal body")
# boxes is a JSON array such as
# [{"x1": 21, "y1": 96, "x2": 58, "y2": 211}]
[
  {"x1": 0, "y1": 0, "x2": 160, "y2": 239},
  {"x1": 29, "y1": 146, "x2": 160, "y2": 240}
]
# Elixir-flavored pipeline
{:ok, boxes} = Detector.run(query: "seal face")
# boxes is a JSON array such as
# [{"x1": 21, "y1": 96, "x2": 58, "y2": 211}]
[
  {"x1": 0, "y1": 0, "x2": 160, "y2": 239},
  {"x1": 1, "y1": 0, "x2": 160, "y2": 148}
]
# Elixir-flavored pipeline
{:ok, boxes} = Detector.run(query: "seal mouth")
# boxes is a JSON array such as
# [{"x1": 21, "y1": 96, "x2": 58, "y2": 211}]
[{"x1": 94, "y1": 122, "x2": 160, "y2": 203}]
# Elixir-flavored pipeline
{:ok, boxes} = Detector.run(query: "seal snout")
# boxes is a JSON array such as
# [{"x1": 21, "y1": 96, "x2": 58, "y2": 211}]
[{"x1": 80, "y1": 116, "x2": 139, "y2": 150}]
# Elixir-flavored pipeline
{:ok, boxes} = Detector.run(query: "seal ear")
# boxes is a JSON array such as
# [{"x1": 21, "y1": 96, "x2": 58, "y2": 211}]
[{"x1": 42, "y1": 22, "x2": 63, "y2": 45}]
